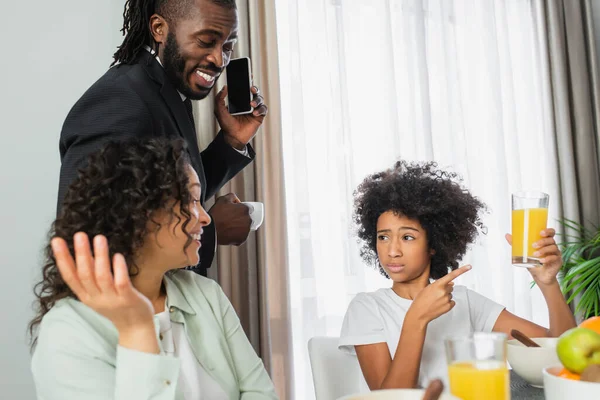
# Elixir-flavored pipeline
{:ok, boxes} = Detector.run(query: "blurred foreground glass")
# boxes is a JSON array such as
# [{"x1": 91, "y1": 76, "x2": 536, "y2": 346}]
[{"x1": 445, "y1": 332, "x2": 509, "y2": 400}]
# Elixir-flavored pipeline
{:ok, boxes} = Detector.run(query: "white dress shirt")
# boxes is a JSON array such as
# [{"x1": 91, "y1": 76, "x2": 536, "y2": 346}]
[{"x1": 156, "y1": 307, "x2": 228, "y2": 400}]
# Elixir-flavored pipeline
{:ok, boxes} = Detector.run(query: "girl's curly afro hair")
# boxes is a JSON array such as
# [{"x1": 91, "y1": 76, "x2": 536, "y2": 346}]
[{"x1": 353, "y1": 160, "x2": 486, "y2": 280}]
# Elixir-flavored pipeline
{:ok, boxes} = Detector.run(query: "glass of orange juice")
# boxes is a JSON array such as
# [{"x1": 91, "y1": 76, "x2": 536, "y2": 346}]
[
  {"x1": 511, "y1": 191, "x2": 549, "y2": 267},
  {"x1": 445, "y1": 332, "x2": 509, "y2": 400}
]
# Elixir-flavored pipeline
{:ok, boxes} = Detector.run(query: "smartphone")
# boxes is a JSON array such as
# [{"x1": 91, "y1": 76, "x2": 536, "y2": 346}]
[{"x1": 226, "y1": 57, "x2": 254, "y2": 115}]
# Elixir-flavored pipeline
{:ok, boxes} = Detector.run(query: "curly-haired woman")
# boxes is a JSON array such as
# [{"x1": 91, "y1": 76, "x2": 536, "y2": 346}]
[
  {"x1": 339, "y1": 161, "x2": 575, "y2": 391},
  {"x1": 29, "y1": 138, "x2": 277, "y2": 400}
]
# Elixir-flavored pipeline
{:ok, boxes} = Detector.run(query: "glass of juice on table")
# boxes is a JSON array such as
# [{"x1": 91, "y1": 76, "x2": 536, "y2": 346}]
[
  {"x1": 511, "y1": 191, "x2": 549, "y2": 267},
  {"x1": 445, "y1": 332, "x2": 509, "y2": 400}
]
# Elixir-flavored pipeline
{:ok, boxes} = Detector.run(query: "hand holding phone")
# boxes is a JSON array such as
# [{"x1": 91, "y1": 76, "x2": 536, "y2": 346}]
[{"x1": 214, "y1": 57, "x2": 269, "y2": 149}]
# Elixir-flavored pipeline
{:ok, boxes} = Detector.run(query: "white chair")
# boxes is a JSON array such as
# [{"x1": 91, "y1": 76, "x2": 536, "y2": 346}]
[{"x1": 307, "y1": 336, "x2": 366, "y2": 400}]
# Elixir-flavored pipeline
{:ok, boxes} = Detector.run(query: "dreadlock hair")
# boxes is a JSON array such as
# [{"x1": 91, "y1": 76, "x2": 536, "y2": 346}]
[{"x1": 111, "y1": 0, "x2": 237, "y2": 67}]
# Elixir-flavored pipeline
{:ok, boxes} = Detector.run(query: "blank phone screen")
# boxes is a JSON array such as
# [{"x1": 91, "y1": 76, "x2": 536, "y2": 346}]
[{"x1": 226, "y1": 58, "x2": 252, "y2": 114}]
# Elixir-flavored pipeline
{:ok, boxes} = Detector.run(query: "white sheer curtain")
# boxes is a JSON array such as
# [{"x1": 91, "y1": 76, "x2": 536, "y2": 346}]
[{"x1": 275, "y1": 0, "x2": 560, "y2": 398}]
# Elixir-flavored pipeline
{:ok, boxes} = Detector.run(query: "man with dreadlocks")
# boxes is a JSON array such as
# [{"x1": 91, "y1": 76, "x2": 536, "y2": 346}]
[{"x1": 57, "y1": 0, "x2": 267, "y2": 276}]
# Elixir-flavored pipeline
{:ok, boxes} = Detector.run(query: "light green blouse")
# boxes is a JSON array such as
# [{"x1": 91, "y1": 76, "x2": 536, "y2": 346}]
[{"x1": 31, "y1": 270, "x2": 278, "y2": 400}]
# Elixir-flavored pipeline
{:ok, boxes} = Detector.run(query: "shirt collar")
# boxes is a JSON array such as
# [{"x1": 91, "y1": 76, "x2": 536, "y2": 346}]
[
  {"x1": 145, "y1": 46, "x2": 187, "y2": 102},
  {"x1": 163, "y1": 273, "x2": 196, "y2": 315}
]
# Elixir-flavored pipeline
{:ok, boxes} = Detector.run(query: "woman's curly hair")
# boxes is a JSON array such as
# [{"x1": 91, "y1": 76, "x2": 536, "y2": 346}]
[
  {"x1": 29, "y1": 138, "x2": 194, "y2": 347},
  {"x1": 353, "y1": 160, "x2": 486, "y2": 280}
]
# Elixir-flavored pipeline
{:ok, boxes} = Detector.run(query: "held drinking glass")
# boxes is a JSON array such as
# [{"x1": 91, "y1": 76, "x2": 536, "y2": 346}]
[
  {"x1": 445, "y1": 332, "x2": 509, "y2": 400},
  {"x1": 511, "y1": 191, "x2": 549, "y2": 267}
]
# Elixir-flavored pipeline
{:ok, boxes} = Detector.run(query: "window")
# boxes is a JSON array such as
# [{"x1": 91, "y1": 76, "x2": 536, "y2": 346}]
[{"x1": 275, "y1": 1, "x2": 558, "y2": 398}]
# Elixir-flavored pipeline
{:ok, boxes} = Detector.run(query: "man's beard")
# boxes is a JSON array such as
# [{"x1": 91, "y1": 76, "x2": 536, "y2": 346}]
[{"x1": 162, "y1": 33, "x2": 210, "y2": 101}]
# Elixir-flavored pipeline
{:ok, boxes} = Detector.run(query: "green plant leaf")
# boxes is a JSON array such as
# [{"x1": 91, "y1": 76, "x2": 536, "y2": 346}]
[
  {"x1": 563, "y1": 269, "x2": 599, "y2": 295},
  {"x1": 561, "y1": 247, "x2": 580, "y2": 266},
  {"x1": 554, "y1": 218, "x2": 600, "y2": 317},
  {"x1": 575, "y1": 281, "x2": 600, "y2": 317},
  {"x1": 563, "y1": 258, "x2": 600, "y2": 282},
  {"x1": 566, "y1": 269, "x2": 600, "y2": 303},
  {"x1": 576, "y1": 290, "x2": 592, "y2": 315},
  {"x1": 555, "y1": 232, "x2": 586, "y2": 241},
  {"x1": 559, "y1": 219, "x2": 587, "y2": 236},
  {"x1": 563, "y1": 269, "x2": 598, "y2": 294}
]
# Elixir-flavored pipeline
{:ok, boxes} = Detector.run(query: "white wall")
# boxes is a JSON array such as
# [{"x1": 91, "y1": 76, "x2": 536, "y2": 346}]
[{"x1": 0, "y1": 1, "x2": 123, "y2": 398}]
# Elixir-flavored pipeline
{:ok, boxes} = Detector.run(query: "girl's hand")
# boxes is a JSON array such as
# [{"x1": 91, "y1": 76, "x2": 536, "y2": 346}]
[
  {"x1": 506, "y1": 228, "x2": 562, "y2": 286},
  {"x1": 407, "y1": 265, "x2": 472, "y2": 325}
]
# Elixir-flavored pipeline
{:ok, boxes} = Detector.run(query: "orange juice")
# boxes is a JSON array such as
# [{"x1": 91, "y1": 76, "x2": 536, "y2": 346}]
[
  {"x1": 448, "y1": 361, "x2": 509, "y2": 400},
  {"x1": 512, "y1": 207, "x2": 548, "y2": 264}
]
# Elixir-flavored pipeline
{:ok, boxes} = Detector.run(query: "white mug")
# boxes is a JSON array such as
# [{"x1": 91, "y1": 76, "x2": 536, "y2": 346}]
[{"x1": 242, "y1": 202, "x2": 264, "y2": 231}]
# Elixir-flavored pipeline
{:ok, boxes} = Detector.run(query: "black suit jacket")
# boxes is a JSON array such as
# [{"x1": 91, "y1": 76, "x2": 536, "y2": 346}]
[{"x1": 57, "y1": 51, "x2": 254, "y2": 274}]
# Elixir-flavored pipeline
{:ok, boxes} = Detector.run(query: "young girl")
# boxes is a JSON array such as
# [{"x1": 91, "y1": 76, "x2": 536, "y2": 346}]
[
  {"x1": 339, "y1": 161, "x2": 576, "y2": 390},
  {"x1": 30, "y1": 138, "x2": 277, "y2": 400}
]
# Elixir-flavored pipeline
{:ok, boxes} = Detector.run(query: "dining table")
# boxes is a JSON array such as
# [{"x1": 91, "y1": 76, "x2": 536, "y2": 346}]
[{"x1": 510, "y1": 370, "x2": 545, "y2": 400}]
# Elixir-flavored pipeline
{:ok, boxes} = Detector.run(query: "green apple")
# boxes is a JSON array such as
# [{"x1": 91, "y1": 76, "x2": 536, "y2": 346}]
[{"x1": 557, "y1": 327, "x2": 600, "y2": 374}]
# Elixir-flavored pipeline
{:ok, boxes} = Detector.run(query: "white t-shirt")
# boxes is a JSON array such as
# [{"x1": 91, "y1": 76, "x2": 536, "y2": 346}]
[
  {"x1": 338, "y1": 286, "x2": 505, "y2": 390},
  {"x1": 156, "y1": 309, "x2": 228, "y2": 400}
]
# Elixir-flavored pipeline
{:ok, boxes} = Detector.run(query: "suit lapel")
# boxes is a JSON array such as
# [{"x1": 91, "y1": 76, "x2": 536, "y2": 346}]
[
  {"x1": 158, "y1": 82, "x2": 202, "y2": 161},
  {"x1": 139, "y1": 52, "x2": 205, "y2": 195}
]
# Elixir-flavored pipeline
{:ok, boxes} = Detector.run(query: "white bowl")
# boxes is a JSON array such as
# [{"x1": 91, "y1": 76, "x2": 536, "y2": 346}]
[
  {"x1": 507, "y1": 337, "x2": 560, "y2": 387},
  {"x1": 543, "y1": 365, "x2": 600, "y2": 400},
  {"x1": 337, "y1": 389, "x2": 460, "y2": 400}
]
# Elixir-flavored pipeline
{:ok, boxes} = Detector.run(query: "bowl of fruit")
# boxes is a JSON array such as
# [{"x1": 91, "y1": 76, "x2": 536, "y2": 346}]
[{"x1": 543, "y1": 317, "x2": 600, "y2": 400}]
